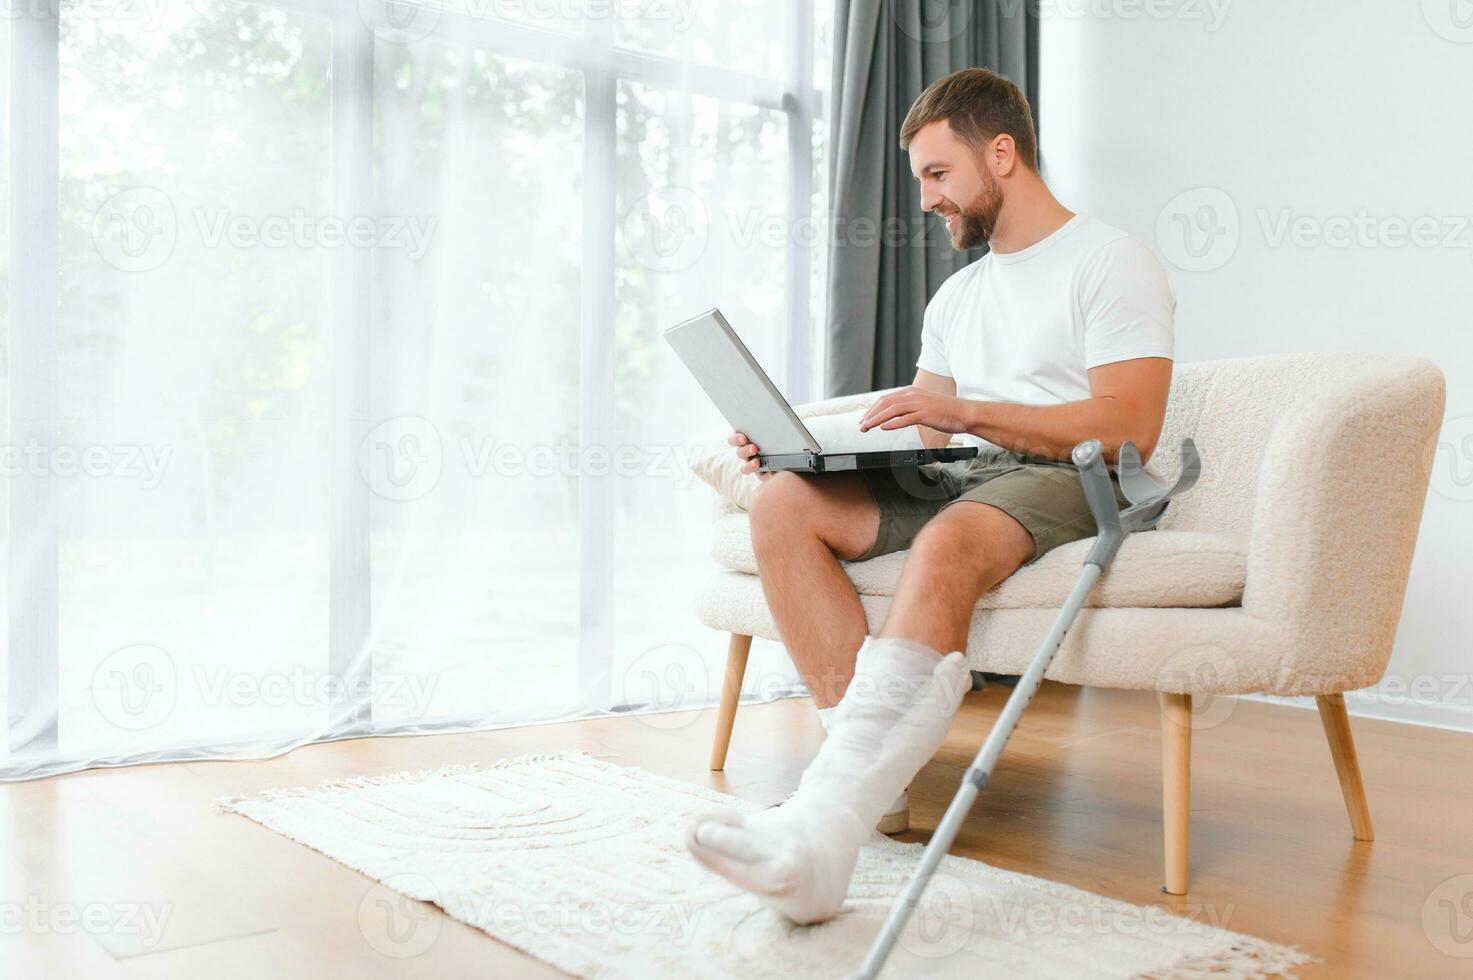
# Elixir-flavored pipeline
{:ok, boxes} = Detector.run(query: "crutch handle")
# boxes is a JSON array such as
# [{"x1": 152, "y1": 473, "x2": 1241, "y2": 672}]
[{"x1": 1071, "y1": 439, "x2": 1124, "y2": 568}]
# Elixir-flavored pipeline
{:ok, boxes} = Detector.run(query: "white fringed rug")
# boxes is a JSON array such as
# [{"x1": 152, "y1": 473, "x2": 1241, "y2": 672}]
[{"x1": 218, "y1": 752, "x2": 1310, "y2": 979}]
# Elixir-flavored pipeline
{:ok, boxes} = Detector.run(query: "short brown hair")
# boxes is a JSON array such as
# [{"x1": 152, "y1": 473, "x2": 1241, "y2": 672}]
[{"x1": 899, "y1": 67, "x2": 1038, "y2": 171}]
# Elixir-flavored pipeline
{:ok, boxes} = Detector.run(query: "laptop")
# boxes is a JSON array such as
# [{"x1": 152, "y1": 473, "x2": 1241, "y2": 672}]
[{"x1": 663, "y1": 309, "x2": 978, "y2": 473}]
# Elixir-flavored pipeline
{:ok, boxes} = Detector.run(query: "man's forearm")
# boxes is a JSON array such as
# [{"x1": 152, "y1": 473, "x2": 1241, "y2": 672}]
[
  {"x1": 918, "y1": 425, "x2": 953, "y2": 450},
  {"x1": 961, "y1": 397, "x2": 1157, "y2": 463}
]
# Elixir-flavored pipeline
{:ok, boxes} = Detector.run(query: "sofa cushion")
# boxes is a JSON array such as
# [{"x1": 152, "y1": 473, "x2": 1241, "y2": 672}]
[{"x1": 710, "y1": 513, "x2": 1245, "y2": 609}]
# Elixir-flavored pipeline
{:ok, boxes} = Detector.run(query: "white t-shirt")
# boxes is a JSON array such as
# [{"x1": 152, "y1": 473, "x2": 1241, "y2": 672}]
[{"x1": 917, "y1": 214, "x2": 1175, "y2": 449}]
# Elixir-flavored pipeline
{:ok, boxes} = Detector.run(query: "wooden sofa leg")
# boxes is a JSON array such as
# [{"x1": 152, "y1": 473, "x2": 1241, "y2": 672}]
[
  {"x1": 1315, "y1": 693, "x2": 1374, "y2": 841},
  {"x1": 710, "y1": 634, "x2": 753, "y2": 771},
  {"x1": 1160, "y1": 692, "x2": 1192, "y2": 895}
]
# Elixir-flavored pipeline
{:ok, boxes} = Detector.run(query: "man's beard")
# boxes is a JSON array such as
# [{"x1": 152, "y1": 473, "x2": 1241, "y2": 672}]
[{"x1": 944, "y1": 176, "x2": 1003, "y2": 251}]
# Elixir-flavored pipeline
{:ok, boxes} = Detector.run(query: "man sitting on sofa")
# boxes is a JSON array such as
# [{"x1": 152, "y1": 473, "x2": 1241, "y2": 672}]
[{"x1": 685, "y1": 67, "x2": 1176, "y2": 924}]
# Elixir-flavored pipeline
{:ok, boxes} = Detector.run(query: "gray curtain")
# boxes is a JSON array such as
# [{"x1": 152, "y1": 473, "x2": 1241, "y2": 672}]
[{"x1": 825, "y1": 0, "x2": 1039, "y2": 395}]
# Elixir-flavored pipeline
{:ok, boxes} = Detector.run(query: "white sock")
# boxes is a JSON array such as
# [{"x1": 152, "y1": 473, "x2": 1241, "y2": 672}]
[
  {"x1": 687, "y1": 636, "x2": 969, "y2": 924},
  {"x1": 816, "y1": 705, "x2": 836, "y2": 730}
]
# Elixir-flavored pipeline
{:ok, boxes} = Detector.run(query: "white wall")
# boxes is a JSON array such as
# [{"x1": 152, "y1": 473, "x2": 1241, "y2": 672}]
[{"x1": 1039, "y1": 0, "x2": 1473, "y2": 731}]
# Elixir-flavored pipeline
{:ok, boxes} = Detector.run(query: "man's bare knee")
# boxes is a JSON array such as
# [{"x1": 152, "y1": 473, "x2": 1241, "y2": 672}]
[
  {"x1": 749, "y1": 472, "x2": 809, "y2": 534},
  {"x1": 907, "y1": 524, "x2": 998, "y2": 593},
  {"x1": 906, "y1": 508, "x2": 1030, "y2": 592},
  {"x1": 749, "y1": 472, "x2": 877, "y2": 560}
]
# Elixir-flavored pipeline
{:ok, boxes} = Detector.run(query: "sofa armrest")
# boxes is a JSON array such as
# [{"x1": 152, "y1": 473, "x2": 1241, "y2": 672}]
[{"x1": 1242, "y1": 356, "x2": 1444, "y2": 693}]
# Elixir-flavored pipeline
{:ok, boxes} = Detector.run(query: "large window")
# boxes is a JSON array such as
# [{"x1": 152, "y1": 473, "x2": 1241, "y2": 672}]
[{"x1": 2, "y1": 0, "x2": 831, "y2": 778}]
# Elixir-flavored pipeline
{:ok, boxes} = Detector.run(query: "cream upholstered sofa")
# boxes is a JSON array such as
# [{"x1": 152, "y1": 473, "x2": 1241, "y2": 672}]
[{"x1": 696, "y1": 352, "x2": 1445, "y2": 895}]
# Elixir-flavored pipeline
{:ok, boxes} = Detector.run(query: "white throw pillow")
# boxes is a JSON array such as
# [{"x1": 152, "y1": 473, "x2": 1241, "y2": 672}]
[{"x1": 689, "y1": 441, "x2": 762, "y2": 512}]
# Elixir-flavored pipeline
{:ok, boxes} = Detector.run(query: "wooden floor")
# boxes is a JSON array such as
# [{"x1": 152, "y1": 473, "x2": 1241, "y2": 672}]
[{"x1": 2, "y1": 683, "x2": 1471, "y2": 978}]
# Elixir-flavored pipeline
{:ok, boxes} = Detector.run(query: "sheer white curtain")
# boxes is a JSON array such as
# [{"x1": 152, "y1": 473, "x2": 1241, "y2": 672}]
[{"x1": 1, "y1": 0, "x2": 831, "y2": 780}]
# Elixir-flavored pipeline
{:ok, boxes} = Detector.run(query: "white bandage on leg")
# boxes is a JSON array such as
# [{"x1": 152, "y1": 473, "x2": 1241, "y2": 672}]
[
  {"x1": 818, "y1": 685, "x2": 906, "y2": 832},
  {"x1": 687, "y1": 636, "x2": 969, "y2": 924}
]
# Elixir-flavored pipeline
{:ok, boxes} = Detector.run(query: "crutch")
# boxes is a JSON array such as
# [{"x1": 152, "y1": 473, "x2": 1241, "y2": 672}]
[{"x1": 855, "y1": 436, "x2": 1202, "y2": 979}]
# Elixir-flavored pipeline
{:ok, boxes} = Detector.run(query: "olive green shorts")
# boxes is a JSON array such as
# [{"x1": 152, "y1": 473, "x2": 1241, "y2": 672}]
[{"x1": 856, "y1": 447, "x2": 1130, "y2": 565}]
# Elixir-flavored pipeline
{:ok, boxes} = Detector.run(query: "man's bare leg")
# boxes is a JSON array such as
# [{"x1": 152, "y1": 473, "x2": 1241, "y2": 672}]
[
  {"x1": 747, "y1": 471, "x2": 879, "y2": 708},
  {"x1": 880, "y1": 500, "x2": 1035, "y2": 651}
]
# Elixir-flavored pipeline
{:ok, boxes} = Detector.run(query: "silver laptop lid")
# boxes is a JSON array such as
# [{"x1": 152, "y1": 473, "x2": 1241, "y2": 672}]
[{"x1": 663, "y1": 309, "x2": 822, "y2": 455}]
